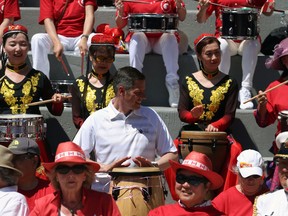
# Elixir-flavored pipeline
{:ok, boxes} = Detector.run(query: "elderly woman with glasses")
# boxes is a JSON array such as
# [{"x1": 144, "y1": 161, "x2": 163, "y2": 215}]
[
  {"x1": 148, "y1": 151, "x2": 223, "y2": 215},
  {"x1": 71, "y1": 34, "x2": 116, "y2": 130},
  {"x1": 30, "y1": 141, "x2": 121, "y2": 216},
  {"x1": 212, "y1": 149, "x2": 268, "y2": 215}
]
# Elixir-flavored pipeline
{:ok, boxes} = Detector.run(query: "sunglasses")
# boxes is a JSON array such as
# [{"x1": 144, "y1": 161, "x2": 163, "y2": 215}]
[
  {"x1": 13, "y1": 153, "x2": 35, "y2": 162},
  {"x1": 94, "y1": 56, "x2": 114, "y2": 63},
  {"x1": 55, "y1": 165, "x2": 87, "y2": 175},
  {"x1": 176, "y1": 174, "x2": 208, "y2": 186}
]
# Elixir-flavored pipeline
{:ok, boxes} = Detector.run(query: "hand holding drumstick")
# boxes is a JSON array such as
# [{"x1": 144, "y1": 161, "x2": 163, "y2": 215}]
[{"x1": 27, "y1": 93, "x2": 70, "y2": 107}]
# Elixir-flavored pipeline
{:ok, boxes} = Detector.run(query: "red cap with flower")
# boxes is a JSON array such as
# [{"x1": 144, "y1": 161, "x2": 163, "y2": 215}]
[
  {"x1": 91, "y1": 33, "x2": 115, "y2": 46},
  {"x1": 194, "y1": 33, "x2": 216, "y2": 50},
  {"x1": 3, "y1": 24, "x2": 28, "y2": 38}
]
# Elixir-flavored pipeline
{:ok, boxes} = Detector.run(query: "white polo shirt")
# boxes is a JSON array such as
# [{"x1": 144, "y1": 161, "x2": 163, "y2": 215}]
[
  {"x1": 73, "y1": 100, "x2": 177, "y2": 166},
  {"x1": 254, "y1": 189, "x2": 288, "y2": 216},
  {"x1": 0, "y1": 185, "x2": 29, "y2": 216}
]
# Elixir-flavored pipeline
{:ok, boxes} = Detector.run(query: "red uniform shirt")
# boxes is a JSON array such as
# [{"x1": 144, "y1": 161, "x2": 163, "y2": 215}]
[
  {"x1": 39, "y1": 0, "x2": 97, "y2": 37},
  {"x1": 0, "y1": 0, "x2": 20, "y2": 23}
]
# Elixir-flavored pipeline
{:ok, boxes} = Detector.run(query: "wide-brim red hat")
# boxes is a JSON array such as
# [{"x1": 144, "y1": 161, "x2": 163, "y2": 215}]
[
  {"x1": 91, "y1": 33, "x2": 115, "y2": 46},
  {"x1": 170, "y1": 151, "x2": 223, "y2": 190},
  {"x1": 43, "y1": 141, "x2": 100, "y2": 173}
]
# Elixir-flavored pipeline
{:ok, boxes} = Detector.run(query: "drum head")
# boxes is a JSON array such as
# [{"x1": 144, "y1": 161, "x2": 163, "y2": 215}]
[
  {"x1": 0, "y1": 114, "x2": 43, "y2": 119},
  {"x1": 110, "y1": 167, "x2": 161, "y2": 176}
]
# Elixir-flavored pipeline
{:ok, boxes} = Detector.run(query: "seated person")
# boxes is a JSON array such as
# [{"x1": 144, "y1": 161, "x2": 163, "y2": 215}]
[
  {"x1": 115, "y1": 0, "x2": 187, "y2": 107},
  {"x1": 165, "y1": 33, "x2": 242, "y2": 200},
  {"x1": 8, "y1": 138, "x2": 54, "y2": 211},
  {"x1": 253, "y1": 138, "x2": 288, "y2": 215},
  {"x1": 71, "y1": 34, "x2": 116, "y2": 129},
  {"x1": 30, "y1": 141, "x2": 121, "y2": 215},
  {"x1": 212, "y1": 149, "x2": 269, "y2": 215},
  {"x1": 0, "y1": 145, "x2": 29, "y2": 215},
  {"x1": 197, "y1": 0, "x2": 270, "y2": 109},
  {"x1": 0, "y1": 24, "x2": 64, "y2": 115},
  {"x1": 148, "y1": 151, "x2": 223, "y2": 216},
  {"x1": 31, "y1": 0, "x2": 97, "y2": 78}
]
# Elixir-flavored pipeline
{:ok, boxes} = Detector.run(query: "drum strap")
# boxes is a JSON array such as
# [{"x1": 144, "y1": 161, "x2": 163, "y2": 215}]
[{"x1": 55, "y1": 0, "x2": 69, "y2": 28}]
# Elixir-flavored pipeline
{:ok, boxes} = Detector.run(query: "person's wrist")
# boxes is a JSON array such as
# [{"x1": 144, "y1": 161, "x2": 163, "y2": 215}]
[
  {"x1": 151, "y1": 161, "x2": 159, "y2": 167},
  {"x1": 81, "y1": 34, "x2": 89, "y2": 40}
]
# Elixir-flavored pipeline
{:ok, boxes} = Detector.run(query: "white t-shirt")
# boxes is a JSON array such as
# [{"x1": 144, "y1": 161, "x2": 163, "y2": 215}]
[
  {"x1": 73, "y1": 100, "x2": 176, "y2": 165},
  {"x1": 0, "y1": 185, "x2": 29, "y2": 216},
  {"x1": 254, "y1": 189, "x2": 288, "y2": 216}
]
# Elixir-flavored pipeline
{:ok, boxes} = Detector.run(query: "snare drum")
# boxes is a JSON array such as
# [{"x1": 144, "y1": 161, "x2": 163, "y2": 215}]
[
  {"x1": 278, "y1": 110, "x2": 288, "y2": 132},
  {"x1": 51, "y1": 80, "x2": 74, "y2": 107},
  {"x1": 221, "y1": 8, "x2": 259, "y2": 40},
  {"x1": 128, "y1": 13, "x2": 178, "y2": 33},
  {"x1": 179, "y1": 131, "x2": 229, "y2": 172},
  {"x1": 0, "y1": 114, "x2": 45, "y2": 145},
  {"x1": 110, "y1": 167, "x2": 164, "y2": 216}
]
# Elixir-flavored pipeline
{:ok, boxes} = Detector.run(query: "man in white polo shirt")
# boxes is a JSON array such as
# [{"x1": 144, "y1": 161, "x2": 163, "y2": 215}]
[{"x1": 73, "y1": 66, "x2": 177, "y2": 174}]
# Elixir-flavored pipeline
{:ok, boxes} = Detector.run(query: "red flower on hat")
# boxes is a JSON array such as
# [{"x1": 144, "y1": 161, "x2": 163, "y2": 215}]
[{"x1": 3, "y1": 24, "x2": 28, "y2": 37}]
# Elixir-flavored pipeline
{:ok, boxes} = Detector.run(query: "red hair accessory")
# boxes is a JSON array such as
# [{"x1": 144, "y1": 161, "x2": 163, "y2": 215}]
[
  {"x1": 91, "y1": 34, "x2": 115, "y2": 46},
  {"x1": 3, "y1": 24, "x2": 28, "y2": 37},
  {"x1": 194, "y1": 33, "x2": 215, "y2": 49}
]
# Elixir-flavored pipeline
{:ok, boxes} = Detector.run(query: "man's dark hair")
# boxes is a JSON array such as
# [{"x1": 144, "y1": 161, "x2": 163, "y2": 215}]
[{"x1": 113, "y1": 66, "x2": 145, "y2": 94}]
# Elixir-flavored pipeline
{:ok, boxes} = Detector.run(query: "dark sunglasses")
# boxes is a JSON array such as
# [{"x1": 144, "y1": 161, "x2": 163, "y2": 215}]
[
  {"x1": 13, "y1": 153, "x2": 35, "y2": 162},
  {"x1": 176, "y1": 174, "x2": 208, "y2": 186},
  {"x1": 94, "y1": 56, "x2": 114, "y2": 63},
  {"x1": 55, "y1": 165, "x2": 87, "y2": 175}
]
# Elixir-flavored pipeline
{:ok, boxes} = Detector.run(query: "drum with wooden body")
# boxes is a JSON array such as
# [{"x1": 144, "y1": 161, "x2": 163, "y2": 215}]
[
  {"x1": 110, "y1": 167, "x2": 164, "y2": 216},
  {"x1": 278, "y1": 110, "x2": 288, "y2": 132},
  {"x1": 51, "y1": 80, "x2": 74, "y2": 107},
  {"x1": 0, "y1": 114, "x2": 52, "y2": 161},
  {"x1": 128, "y1": 13, "x2": 178, "y2": 33},
  {"x1": 179, "y1": 131, "x2": 230, "y2": 172},
  {"x1": 221, "y1": 7, "x2": 259, "y2": 40}
]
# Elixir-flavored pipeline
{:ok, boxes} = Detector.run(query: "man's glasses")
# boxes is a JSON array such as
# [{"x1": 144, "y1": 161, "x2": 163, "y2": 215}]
[
  {"x1": 176, "y1": 174, "x2": 208, "y2": 186},
  {"x1": 55, "y1": 165, "x2": 87, "y2": 175},
  {"x1": 94, "y1": 55, "x2": 114, "y2": 63}
]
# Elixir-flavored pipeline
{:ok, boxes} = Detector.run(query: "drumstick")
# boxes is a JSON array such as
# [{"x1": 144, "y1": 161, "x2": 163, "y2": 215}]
[
  {"x1": 81, "y1": 54, "x2": 84, "y2": 76},
  {"x1": 243, "y1": 79, "x2": 288, "y2": 104},
  {"x1": 27, "y1": 95, "x2": 72, "y2": 107},
  {"x1": 122, "y1": 0, "x2": 159, "y2": 3},
  {"x1": 0, "y1": 75, "x2": 6, "y2": 82},
  {"x1": 60, "y1": 57, "x2": 70, "y2": 76},
  {"x1": 193, "y1": 0, "x2": 230, "y2": 8}
]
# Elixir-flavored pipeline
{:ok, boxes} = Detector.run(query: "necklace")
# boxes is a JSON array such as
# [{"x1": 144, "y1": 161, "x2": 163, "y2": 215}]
[
  {"x1": 91, "y1": 69, "x2": 108, "y2": 80},
  {"x1": 201, "y1": 68, "x2": 219, "y2": 79},
  {"x1": 6, "y1": 62, "x2": 27, "y2": 72},
  {"x1": 61, "y1": 200, "x2": 82, "y2": 215}
]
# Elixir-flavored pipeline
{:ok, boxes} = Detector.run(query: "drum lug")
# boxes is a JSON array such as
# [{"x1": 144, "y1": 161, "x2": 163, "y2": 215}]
[
  {"x1": 112, "y1": 186, "x2": 120, "y2": 201},
  {"x1": 248, "y1": 14, "x2": 253, "y2": 22},
  {"x1": 142, "y1": 187, "x2": 152, "y2": 202},
  {"x1": 188, "y1": 138, "x2": 193, "y2": 152},
  {"x1": 162, "y1": 18, "x2": 166, "y2": 30},
  {"x1": 247, "y1": 28, "x2": 252, "y2": 36},
  {"x1": 211, "y1": 139, "x2": 216, "y2": 153},
  {"x1": 229, "y1": 14, "x2": 233, "y2": 22},
  {"x1": 142, "y1": 17, "x2": 146, "y2": 29},
  {"x1": 229, "y1": 27, "x2": 233, "y2": 36}
]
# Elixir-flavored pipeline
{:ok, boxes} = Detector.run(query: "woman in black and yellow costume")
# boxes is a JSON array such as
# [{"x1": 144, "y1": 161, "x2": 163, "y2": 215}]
[
  {"x1": 71, "y1": 34, "x2": 116, "y2": 129},
  {"x1": 165, "y1": 34, "x2": 243, "y2": 201},
  {"x1": 0, "y1": 24, "x2": 64, "y2": 115}
]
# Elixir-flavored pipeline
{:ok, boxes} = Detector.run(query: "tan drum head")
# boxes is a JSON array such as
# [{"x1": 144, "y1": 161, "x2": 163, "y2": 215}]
[{"x1": 110, "y1": 167, "x2": 161, "y2": 177}]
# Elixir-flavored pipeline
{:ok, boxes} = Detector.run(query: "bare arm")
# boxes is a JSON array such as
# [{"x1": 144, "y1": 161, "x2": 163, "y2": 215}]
[
  {"x1": 44, "y1": 18, "x2": 63, "y2": 61},
  {"x1": 115, "y1": 0, "x2": 128, "y2": 29},
  {"x1": 78, "y1": 5, "x2": 95, "y2": 55},
  {"x1": 196, "y1": 0, "x2": 210, "y2": 23},
  {"x1": 175, "y1": 0, "x2": 186, "y2": 21},
  {"x1": 0, "y1": 18, "x2": 13, "y2": 44},
  {"x1": 256, "y1": 90, "x2": 268, "y2": 120}
]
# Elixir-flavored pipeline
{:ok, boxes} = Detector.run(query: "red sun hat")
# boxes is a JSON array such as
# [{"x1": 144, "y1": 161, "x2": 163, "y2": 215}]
[
  {"x1": 43, "y1": 141, "x2": 100, "y2": 173},
  {"x1": 169, "y1": 151, "x2": 223, "y2": 190},
  {"x1": 194, "y1": 33, "x2": 216, "y2": 49},
  {"x1": 91, "y1": 33, "x2": 115, "y2": 46},
  {"x1": 3, "y1": 24, "x2": 28, "y2": 37}
]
